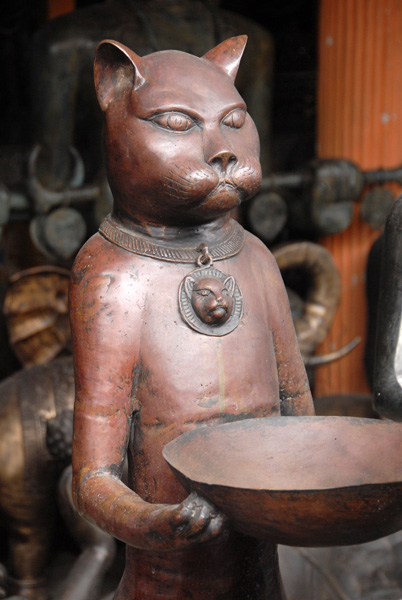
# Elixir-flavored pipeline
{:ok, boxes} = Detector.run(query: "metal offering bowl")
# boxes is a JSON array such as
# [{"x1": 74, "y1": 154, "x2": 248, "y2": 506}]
[{"x1": 163, "y1": 416, "x2": 402, "y2": 547}]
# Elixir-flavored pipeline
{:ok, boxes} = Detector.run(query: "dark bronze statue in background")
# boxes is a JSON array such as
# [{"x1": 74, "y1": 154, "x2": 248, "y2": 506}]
[
  {"x1": 70, "y1": 36, "x2": 314, "y2": 599},
  {"x1": 0, "y1": 357, "x2": 74, "y2": 600}
]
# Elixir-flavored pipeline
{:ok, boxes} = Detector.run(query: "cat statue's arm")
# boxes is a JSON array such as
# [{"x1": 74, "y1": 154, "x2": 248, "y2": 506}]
[
  {"x1": 69, "y1": 239, "x2": 227, "y2": 551},
  {"x1": 255, "y1": 238, "x2": 315, "y2": 417}
]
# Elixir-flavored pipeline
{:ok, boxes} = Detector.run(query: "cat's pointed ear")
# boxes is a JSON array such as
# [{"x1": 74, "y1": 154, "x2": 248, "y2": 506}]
[
  {"x1": 224, "y1": 275, "x2": 236, "y2": 297},
  {"x1": 184, "y1": 276, "x2": 196, "y2": 299},
  {"x1": 94, "y1": 40, "x2": 146, "y2": 112},
  {"x1": 202, "y1": 35, "x2": 247, "y2": 82}
]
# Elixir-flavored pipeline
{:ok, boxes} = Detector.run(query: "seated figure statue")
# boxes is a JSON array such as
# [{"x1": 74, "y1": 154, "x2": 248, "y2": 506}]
[{"x1": 69, "y1": 36, "x2": 314, "y2": 599}]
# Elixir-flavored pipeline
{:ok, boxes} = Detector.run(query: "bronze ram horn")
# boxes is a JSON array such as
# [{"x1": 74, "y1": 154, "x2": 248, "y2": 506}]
[{"x1": 273, "y1": 241, "x2": 341, "y2": 361}]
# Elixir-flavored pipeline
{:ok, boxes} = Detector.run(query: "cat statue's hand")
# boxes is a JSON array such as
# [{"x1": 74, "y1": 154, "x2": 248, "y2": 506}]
[{"x1": 137, "y1": 491, "x2": 228, "y2": 551}]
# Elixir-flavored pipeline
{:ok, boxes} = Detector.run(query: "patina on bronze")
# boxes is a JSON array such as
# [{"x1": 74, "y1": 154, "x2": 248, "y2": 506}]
[{"x1": 70, "y1": 36, "x2": 314, "y2": 600}]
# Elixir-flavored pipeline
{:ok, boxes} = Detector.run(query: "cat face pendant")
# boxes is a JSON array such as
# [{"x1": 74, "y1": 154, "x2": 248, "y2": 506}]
[{"x1": 178, "y1": 245, "x2": 243, "y2": 336}]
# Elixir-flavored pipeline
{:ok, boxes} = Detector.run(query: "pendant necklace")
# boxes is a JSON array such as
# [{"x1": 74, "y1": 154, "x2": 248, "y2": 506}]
[
  {"x1": 178, "y1": 243, "x2": 243, "y2": 336},
  {"x1": 99, "y1": 214, "x2": 244, "y2": 336}
]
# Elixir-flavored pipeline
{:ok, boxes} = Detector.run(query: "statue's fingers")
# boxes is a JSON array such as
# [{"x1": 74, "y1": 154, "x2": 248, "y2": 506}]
[
  {"x1": 190, "y1": 511, "x2": 229, "y2": 544},
  {"x1": 174, "y1": 507, "x2": 207, "y2": 537}
]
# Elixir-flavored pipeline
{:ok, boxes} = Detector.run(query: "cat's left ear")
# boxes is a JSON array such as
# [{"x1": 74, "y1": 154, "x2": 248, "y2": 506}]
[{"x1": 203, "y1": 35, "x2": 247, "y2": 82}]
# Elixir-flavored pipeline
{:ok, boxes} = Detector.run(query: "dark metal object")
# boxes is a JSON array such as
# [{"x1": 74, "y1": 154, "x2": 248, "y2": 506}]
[
  {"x1": 163, "y1": 416, "x2": 402, "y2": 547},
  {"x1": 248, "y1": 191, "x2": 288, "y2": 242},
  {"x1": 46, "y1": 409, "x2": 74, "y2": 462},
  {"x1": 0, "y1": 184, "x2": 11, "y2": 238},
  {"x1": 365, "y1": 234, "x2": 385, "y2": 389},
  {"x1": 3, "y1": 266, "x2": 70, "y2": 367},
  {"x1": 0, "y1": 564, "x2": 7, "y2": 600},
  {"x1": 374, "y1": 195, "x2": 402, "y2": 420},
  {"x1": 257, "y1": 159, "x2": 402, "y2": 235},
  {"x1": 30, "y1": 207, "x2": 87, "y2": 262},
  {"x1": 360, "y1": 187, "x2": 395, "y2": 229},
  {"x1": 56, "y1": 466, "x2": 116, "y2": 600},
  {"x1": 28, "y1": 145, "x2": 86, "y2": 213},
  {"x1": 70, "y1": 37, "x2": 313, "y2": 600},
  {"x1": 0, "y1": 357, "x2": 74, "y2": 600}
]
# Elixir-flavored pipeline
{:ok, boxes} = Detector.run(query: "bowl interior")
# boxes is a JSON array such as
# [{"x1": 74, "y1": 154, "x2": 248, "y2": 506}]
[{"x1": 163, "y1": 416, "x2": 402, "y2": 493}]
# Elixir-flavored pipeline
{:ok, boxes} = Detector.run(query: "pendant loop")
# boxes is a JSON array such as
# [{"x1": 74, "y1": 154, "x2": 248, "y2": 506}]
[{"x1": 196, "y1": 243, "x2": 214, "y2": 268}]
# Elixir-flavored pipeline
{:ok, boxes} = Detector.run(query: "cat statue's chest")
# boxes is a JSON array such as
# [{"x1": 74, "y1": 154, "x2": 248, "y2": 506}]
[{"x1": 98, "y1": 236, "x2": 281, "y2": 430}]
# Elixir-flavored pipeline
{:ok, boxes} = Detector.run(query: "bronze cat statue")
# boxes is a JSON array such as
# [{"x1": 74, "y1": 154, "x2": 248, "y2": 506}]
[{"x1": 70, "y1": 36, "x2": 314, "y2": 599}]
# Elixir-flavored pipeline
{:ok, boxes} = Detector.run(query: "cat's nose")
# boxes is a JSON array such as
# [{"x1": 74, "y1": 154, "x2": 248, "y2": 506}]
[{"x1": 208, "y1": 151, "x2": 237, "y2": 175}]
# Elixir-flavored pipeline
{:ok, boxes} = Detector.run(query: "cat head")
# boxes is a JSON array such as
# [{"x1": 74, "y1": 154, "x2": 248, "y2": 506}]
[{"x1": 94, "y1": 36, "x2": 261, "y2": 228}]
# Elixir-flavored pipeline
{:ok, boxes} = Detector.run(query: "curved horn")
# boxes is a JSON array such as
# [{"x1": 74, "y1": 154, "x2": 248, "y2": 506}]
[
  {"x1": 305, "y1": 337, "x2": 360, "y2": 367},
  {"x1": 273, "y1": 241, "x2": 341, "y2": 360}
]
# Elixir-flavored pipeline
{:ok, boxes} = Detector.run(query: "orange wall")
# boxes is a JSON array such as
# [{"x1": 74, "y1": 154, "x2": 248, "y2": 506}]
[
  {"x1": 315, "y1": 0, "x2": 402, "y2": 396},
  {"x1": 47, "y1": 0, "x2": 75, "y2": 20}
]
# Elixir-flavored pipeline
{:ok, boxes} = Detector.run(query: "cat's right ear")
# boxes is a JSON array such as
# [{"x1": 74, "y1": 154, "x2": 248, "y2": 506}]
[{"x1": 94, "y1": 40, "x2": 146, "y2": 112}]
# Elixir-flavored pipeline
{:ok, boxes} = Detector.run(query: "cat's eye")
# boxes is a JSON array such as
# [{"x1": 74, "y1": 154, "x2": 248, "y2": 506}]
[
  {"x1": 150, "y1": 112, "x2": 195, "y2": 132},
  {"x1": 222, "y1": 109, "x2": 246, "y2": 129},
  {"x1": 196, "y1": 289, "x2": 211, "y2": 297}
]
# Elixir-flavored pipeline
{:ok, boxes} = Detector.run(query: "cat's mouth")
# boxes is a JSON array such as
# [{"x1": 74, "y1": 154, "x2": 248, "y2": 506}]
[
  {"x1": 207, "y1": 179, "x2": 241, "y2": 197},
  {"x1": 199, "y1": 178, "x2": 244, "y2": 210},
  {"x1": 212, "y1": 306, "x2": 228, "y2": 317},
  {"x1": 217, "y1": 179, "x2": 237, "y2": 190}
]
